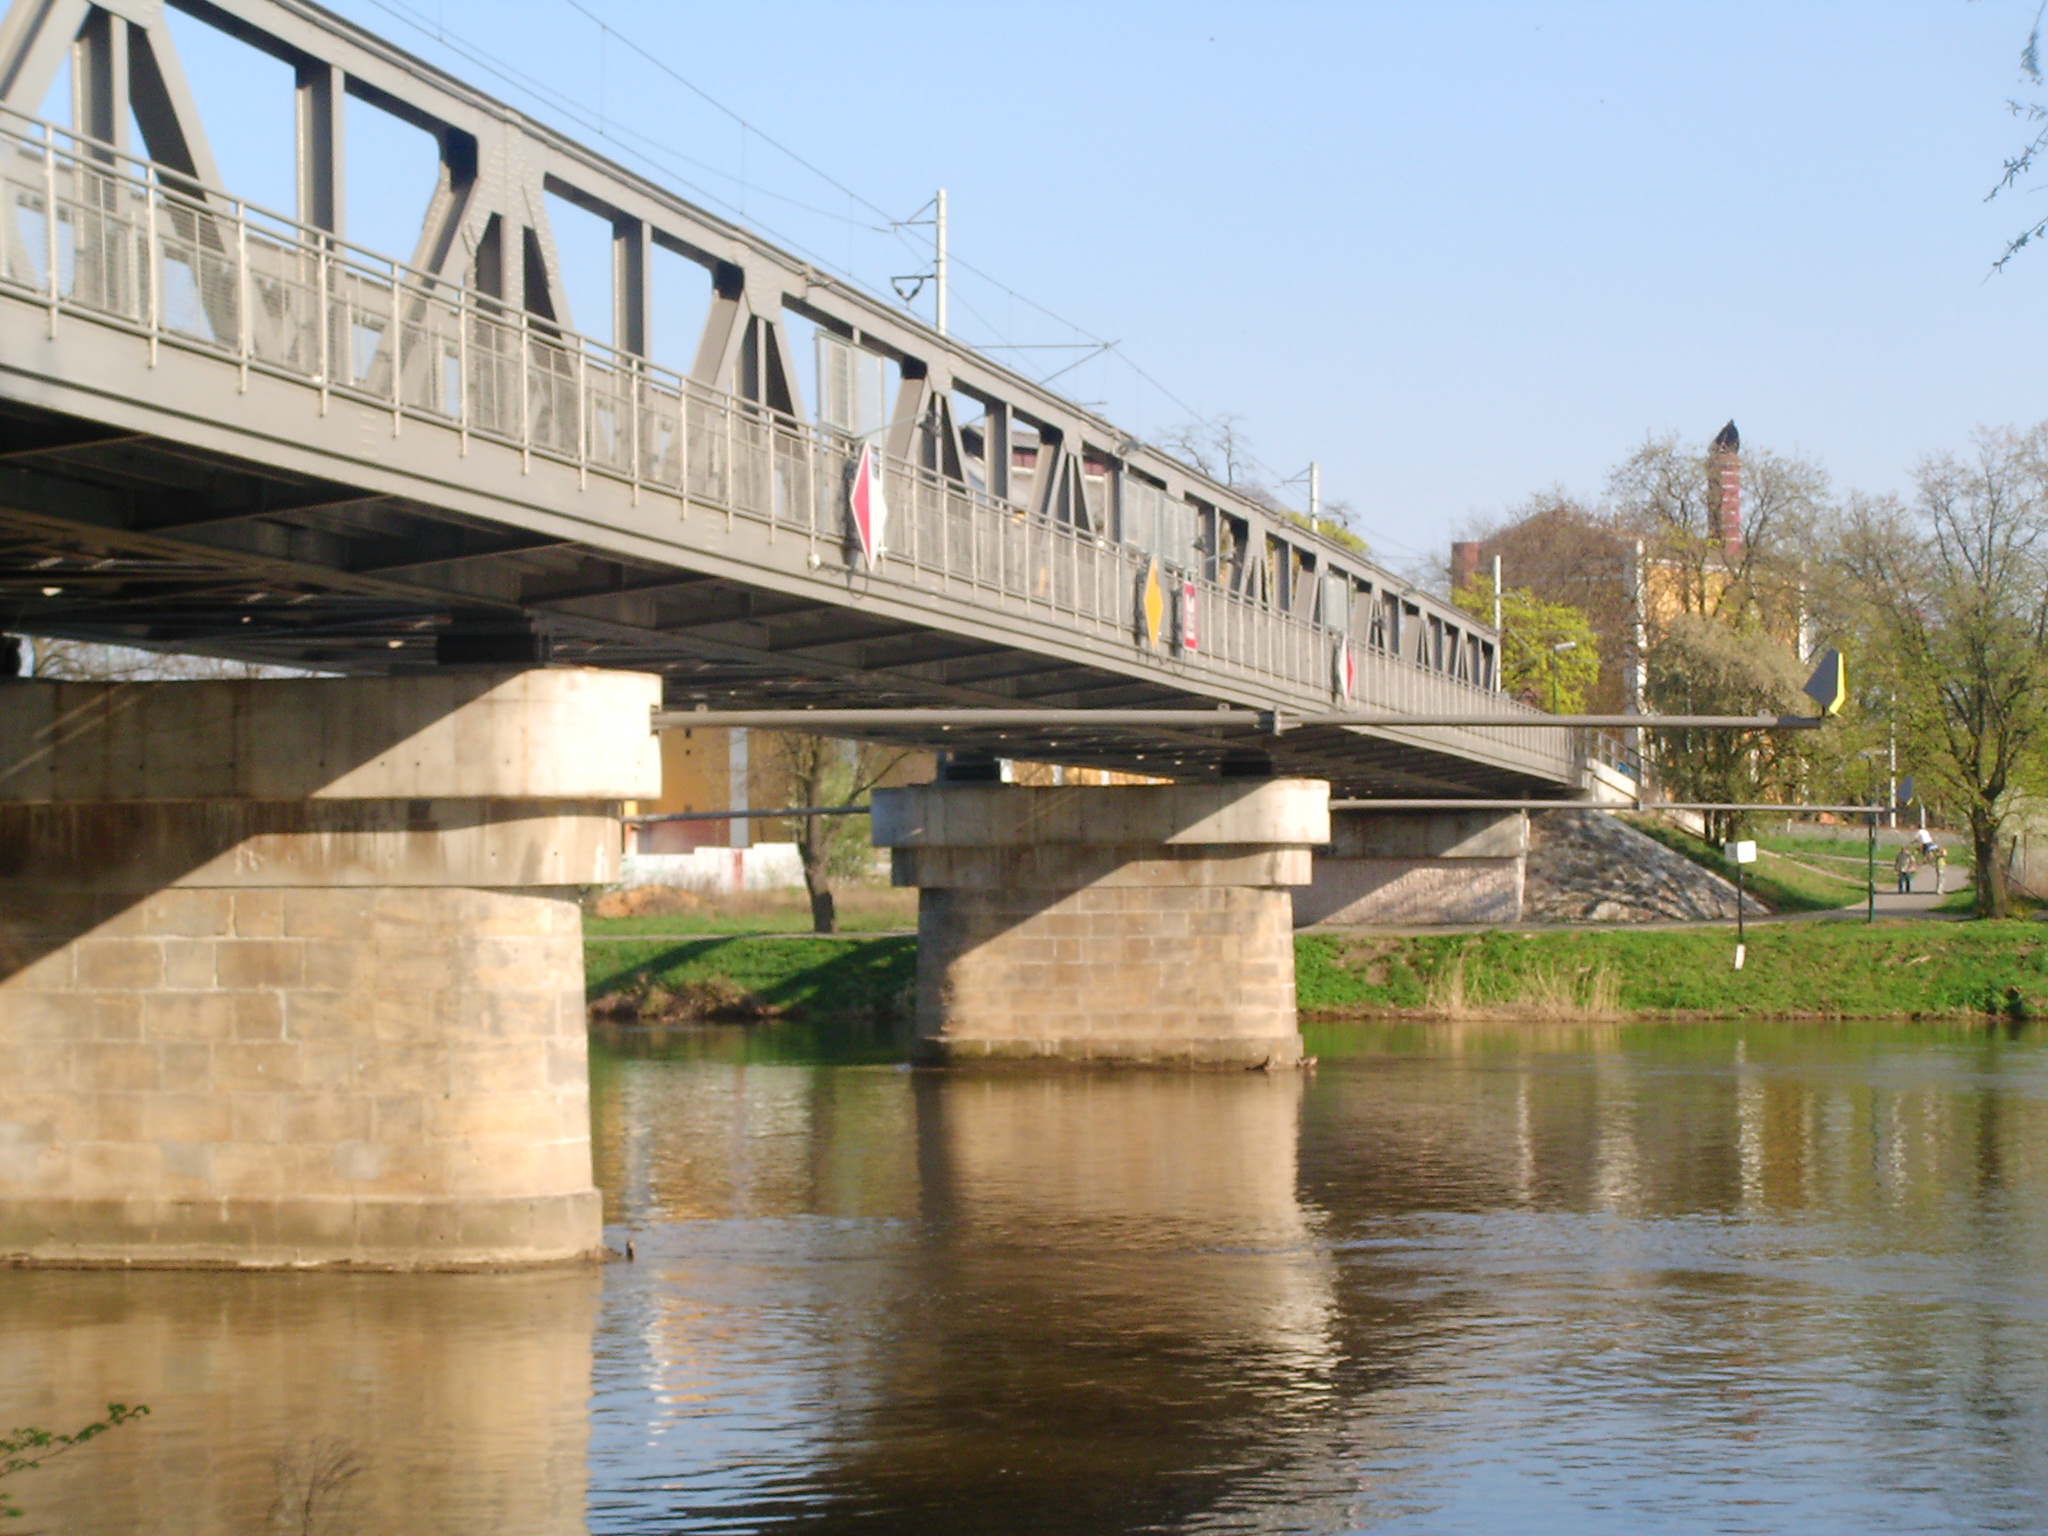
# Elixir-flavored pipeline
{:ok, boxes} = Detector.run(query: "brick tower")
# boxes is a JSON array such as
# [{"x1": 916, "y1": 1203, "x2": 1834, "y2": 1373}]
[{"x1": 1707, "y1": 420, "x2": 1742, "y2": 562}]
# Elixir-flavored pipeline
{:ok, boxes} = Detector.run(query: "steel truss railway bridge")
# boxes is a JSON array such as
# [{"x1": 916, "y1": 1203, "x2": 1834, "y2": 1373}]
[
  {"x1": 0, "y1": 0, "x2": 1581, "y2": 798},
  {"x1": 0, "y1": 0, "x2": 1663, "y2": 1271}
]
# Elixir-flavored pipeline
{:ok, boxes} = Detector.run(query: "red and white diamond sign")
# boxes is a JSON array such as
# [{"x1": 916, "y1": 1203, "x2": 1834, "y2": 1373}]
[
  {"x1": 1334, "y1": 638, "x2": 1356, "y2": 701},
  {"x1": 849, "y1": 443, "x2": 889, "y2": 566}
]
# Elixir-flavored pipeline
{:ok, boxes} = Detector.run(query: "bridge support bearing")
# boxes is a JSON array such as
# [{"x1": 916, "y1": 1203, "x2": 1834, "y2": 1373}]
[
  {"x1": 0, "y1": 671, "x2": 660, "y2": 1269},
  {"x1": 873, "y1": 780, "x2": 1329, "y2": 1066},
  {"x1": 1293, "y1": 810, "x2": 1528, "y2": 927}
]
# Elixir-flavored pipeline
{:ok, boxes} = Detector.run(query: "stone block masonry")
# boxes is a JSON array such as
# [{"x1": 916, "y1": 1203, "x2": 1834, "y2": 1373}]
[
  {"x1": 0, "y1": 671, "x2": 660, "y2": 1268},
  {"x1": 874, "y1": 780, "x2": 1328, "y2": 1066}
]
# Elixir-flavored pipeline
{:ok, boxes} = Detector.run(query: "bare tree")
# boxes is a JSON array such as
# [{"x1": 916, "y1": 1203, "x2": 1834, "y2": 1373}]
[
  {"x1": 1989, "y1": 7, "x2": 2048, "y2": 268},
  {"x1": 269, "y1": 1437, "x2": 363, "y2": 1536},
  {"x1": 9, "y1": 636, "x2": 290, "y2": 680},
  {"x1": 765, "y1": 734, "x2": 908, "y2": 933},
  {"x1": 1607, "y1": 432, "x2": 1829, "y2": 631},
  {"x1": 1837, "y1": 428, "x2": 2048, "y2": 916},
  {"x1": 1160, "y1": 414, "x2": 1261, "y2": 494}
]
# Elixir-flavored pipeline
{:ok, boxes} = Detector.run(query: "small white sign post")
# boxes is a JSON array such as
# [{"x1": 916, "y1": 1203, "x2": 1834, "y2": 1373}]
[{"x1": 1724, "y1": 840, "x2": 1756, "y2": 969}]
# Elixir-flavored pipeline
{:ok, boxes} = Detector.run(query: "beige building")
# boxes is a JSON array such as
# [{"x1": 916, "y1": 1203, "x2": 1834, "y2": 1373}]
[{"x1": 629, "y1": 730, "x2": 1159, "y2": 856}]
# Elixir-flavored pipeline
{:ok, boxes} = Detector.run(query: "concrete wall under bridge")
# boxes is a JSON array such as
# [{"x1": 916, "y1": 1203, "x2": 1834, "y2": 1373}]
[
  {"x1": 1294, "y1": 809, "x2": 1529, "y2": 927},
  {"x1": 0, "y1": 670, "x2": 660, "y2": 1269}
]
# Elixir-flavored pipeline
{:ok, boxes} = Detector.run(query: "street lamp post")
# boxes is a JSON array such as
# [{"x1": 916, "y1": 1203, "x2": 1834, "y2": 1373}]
[{"x1": 1856, "y1": 748, "x2": 1885, "y2": 924}]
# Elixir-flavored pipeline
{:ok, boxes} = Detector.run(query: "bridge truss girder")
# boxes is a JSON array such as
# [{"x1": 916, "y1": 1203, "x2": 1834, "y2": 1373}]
[{"x1": 0, "y1": 0, "x2": 1572, "y2": 798}]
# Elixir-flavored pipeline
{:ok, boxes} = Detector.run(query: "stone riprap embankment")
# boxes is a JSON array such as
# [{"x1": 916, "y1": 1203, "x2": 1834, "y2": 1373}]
[{"x1": 1525, "y1": 811, "x2": 1765, "y2": 923}]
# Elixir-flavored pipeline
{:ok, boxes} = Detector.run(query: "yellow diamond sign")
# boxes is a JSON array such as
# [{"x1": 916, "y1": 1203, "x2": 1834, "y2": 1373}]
[{"x1": 1139, "y1": 559, "x2": 1165, "y2": 649}]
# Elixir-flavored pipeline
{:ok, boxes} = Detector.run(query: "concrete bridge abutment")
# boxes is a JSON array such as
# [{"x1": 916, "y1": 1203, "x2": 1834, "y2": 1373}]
[
  {"x1": 0, "y1": 670, "x2": 660, "y2": 1268},
  {"x1": 872, "y1": 779, "x2": 1329, "y2": 1067},
  {"x1": 1293, "y1": 809, "x2": 1529, "y2": 927}
]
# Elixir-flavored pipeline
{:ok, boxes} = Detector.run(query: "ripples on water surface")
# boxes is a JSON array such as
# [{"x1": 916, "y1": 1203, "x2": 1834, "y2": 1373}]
[{"x1": 5, "y1": 1020, "x2": 2046, "y2": 1533}]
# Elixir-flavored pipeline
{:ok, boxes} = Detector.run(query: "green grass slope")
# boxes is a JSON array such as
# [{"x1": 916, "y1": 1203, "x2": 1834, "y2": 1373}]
[{"x1": 1297, "y1": 922, "x2": 2048, "y2": 1020}]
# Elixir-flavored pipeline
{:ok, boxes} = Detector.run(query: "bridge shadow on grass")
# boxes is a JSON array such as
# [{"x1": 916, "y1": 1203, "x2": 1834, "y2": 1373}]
[{"x1": 585, "y1": 933, "x2": 919, "y2": 1024}]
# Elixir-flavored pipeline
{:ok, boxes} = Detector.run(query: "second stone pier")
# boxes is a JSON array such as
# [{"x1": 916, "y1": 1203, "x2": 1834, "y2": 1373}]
[{"x1": 871, "y1": 779, "x2": 1329, "y2": 1067}]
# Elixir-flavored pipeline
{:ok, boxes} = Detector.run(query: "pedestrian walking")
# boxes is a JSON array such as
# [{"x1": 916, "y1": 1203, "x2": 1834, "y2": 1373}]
[
  {"x1": 1932, "y1": 843, "x2": 1947, "y2": 895},
  {"x1": 1895, "y1": 845, "x2": 1917, "y2": 895}
]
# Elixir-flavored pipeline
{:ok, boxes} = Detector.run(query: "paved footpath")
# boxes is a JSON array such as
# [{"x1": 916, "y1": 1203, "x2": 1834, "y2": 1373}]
[
  {"x1": 1317, "y1": 879, "x2": 1980, "y2": 937},
  {"x1": 1848, "y1": 878, "x2": 1968, "y2": 920}
]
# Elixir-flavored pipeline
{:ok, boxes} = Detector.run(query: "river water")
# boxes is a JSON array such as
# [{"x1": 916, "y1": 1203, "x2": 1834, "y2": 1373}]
[{"x1": 5, "y1": 1019, "x2": 2046, "y2": 1534}]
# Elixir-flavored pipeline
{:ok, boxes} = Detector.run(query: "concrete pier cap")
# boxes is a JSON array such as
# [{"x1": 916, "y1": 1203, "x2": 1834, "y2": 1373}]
[
  {"x1": 0, "y1": 669, "x2": 660, "y2": 1270},
  {"x1": 873, "y1": 778, "x2": 1329, "y2": 1067}
]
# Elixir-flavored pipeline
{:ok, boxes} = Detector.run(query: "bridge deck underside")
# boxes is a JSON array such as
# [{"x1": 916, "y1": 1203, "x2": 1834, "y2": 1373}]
[{"x1": 0, "y1": 400, "x2": 1557, "y2": 799}]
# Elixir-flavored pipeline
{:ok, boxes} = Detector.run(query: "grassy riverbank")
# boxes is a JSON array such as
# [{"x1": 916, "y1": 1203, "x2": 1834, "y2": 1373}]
[
  {"x1": 586, "y1": 916, "x2": 2048, "y2": 1024},
  {"x1": 586, "y1": 930, "x2": 916, "y2": 1020},
  {"x1": 1299, "y1": 922, "x2": 2048, "y2": 1020}
]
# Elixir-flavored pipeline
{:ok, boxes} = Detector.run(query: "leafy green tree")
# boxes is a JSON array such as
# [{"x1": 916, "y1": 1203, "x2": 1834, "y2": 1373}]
[
  {"x1": 1452, "y1": 576, "x2": 1599, "y2": 713},
  {"x1": 1836, "y1": 429, "x2": 2048, "y2": 917},
  {"x1": 1644, "y1": 616, "x2": 1817, "y2": 846}
]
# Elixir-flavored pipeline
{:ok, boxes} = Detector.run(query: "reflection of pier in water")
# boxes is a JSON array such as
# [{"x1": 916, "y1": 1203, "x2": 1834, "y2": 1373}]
[
  {"x1": 0, "y1": 1268, "x2": 597, "y2": 1534},
  {"x1": 585, "y1": 1029, "x2": 2048, "y2": 1528},
  {"x1": 588, "y1": 1057, "x2": 1369, "y2": 1531}
]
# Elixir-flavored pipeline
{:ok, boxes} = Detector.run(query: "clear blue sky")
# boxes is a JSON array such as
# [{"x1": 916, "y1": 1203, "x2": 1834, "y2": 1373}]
[{"x1": 87, "y1": 1, "x2": 2048, "y2": 575}]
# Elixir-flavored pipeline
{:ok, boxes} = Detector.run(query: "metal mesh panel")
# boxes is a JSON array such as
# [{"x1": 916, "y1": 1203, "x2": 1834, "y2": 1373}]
[
  {"x1": 685, "y1": 394, "x2": 727, "y2": 504},
  {"x1": 465, "y1": 312, "x2": 521, "y2": 438},
  {"x1": 638, "y1": 380, "x2": 683, "y2": 488}
]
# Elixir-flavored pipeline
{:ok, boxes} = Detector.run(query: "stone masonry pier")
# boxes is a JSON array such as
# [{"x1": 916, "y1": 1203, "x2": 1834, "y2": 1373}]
[
  {"x1": 873, "y1": 780, "x2": 1329, "y2": 1066},
  {"x1": 0, "y1": 670, "x2": 659, "y2": 1268}
]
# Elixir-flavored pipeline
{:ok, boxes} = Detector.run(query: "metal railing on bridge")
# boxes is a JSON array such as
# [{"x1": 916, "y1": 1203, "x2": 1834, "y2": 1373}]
[{"x1": 0, "y1": 109, "x2": 1573, "y2": 784}]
